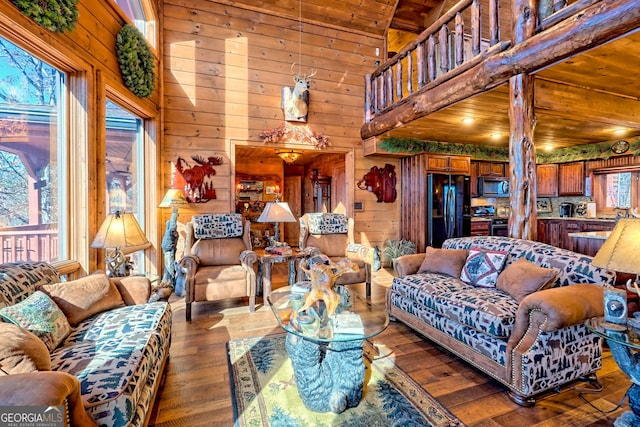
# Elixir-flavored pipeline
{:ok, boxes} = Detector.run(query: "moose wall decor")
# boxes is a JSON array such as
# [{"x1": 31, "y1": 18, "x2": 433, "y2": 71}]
[
  {"x1": 357, "y1": 164, "x2": 397, "y2": 203},
  {"x1": 175, "y1": 155, "x2": 223, "y2": 203},
  {"x1": 282, "y1": 63, "x2": 316, "y2": 122}
]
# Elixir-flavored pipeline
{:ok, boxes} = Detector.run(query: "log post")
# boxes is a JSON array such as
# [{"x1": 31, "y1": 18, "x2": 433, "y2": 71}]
[{"x1": 508, "y1": 0, "x2": 537, "y2": 240}]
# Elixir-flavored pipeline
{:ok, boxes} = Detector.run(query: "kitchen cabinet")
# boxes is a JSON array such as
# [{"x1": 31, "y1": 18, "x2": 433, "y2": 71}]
[
  {"x1": 477, "y1": 162, "x2": 505, "y2": 177},
  {"x1": 536, "y1": 164, "x2": 558, "y2": 197},
  {"x1": 558, "y1": 162, "x2": 585, "y2": 196},
  {"x1": 471, "y1": 161, "x2": 507, "y2": 197},
  {"x1": 426, "y1": 154, "x2": 471, "y2": 174},
  {"x1": 537, "y1": 218, "x2": 615, "y2": 252},
  {"x1": 471, "y1": 220, "x2": 490, "y2": 236}
]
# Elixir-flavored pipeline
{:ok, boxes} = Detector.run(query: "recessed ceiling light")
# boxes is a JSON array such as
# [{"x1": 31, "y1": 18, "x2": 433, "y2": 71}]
[
  {"x1": 490, "y1": 133, "x2": 501, "y2": 140},
  {"x1": 543, "y1": 144, "x2": 554, "y2": 152},
  {"x1": 614, "y1": 128, "x2": 628, "y2": 135},
  {"x1": 461, "y1": 117, "x2": 475, "y2": 124}
]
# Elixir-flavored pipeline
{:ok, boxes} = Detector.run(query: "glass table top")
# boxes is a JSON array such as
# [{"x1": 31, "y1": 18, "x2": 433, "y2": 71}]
[
  {"x1": 267, "y1": 285, "x2": 389, "y2": 343},
  {"x1": 585, "y1": 316, "x2": 640, "y2": 350}
]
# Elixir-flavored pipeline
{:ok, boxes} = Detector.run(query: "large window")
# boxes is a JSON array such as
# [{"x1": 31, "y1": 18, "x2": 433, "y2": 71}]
[
  {"x1": 105, "y1": 100, "x2": 146, "y2": 274},
  {"x1": 0, "y1": 37, "x2": 66, "y2": 263}
]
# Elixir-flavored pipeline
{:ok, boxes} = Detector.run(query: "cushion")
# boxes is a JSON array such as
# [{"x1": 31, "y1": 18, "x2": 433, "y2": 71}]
[
  {"x1": 38, "y1": 273, "x2": 125, "y2": 326},
  {"x1": 497, "y1": 258, "x2": 559, "y2": 302},
  {"x1": 0, "y1": 291, "x2": 70, "y2": 352},
  {"x1": 0, "y1": 322, "x2": 51, "y2": 374},
  {"x1": 460, "y1": 248, "x2": 508, "y2": 288},
  {"x1": 306, "y1": 213, "x2": 348, "y2": 234},
  {"x1": 418, "y1": 246, "x2": 468, "y2": 277},
  {"x1": 192, "y1": 213, "x2": 243, "y2": 239}
]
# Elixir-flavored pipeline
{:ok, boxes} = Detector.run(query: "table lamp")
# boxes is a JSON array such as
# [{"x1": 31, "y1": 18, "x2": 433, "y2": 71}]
[
  {"x1": 91, "y1": 211, "x2": 149, "y2": 277},
  {"x1": 592, "y1": 219, "x2": 640, "y2": 327},
  {"x1": 159, "y1": 188, "x2": 188, "y2": 289},
  {"x1": 257, "y1": 200, "x2": 296, "y2": 245}
]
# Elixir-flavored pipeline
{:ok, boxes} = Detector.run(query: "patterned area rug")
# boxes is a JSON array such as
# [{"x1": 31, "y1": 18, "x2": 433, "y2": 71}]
[{"x1": 227, "y1": 333, "x2": 465, "y2": 427}]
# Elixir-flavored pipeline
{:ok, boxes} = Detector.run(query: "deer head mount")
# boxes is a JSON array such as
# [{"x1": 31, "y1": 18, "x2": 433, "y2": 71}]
[{"x1": 282, "y1": 63, "x2": 317, "y2": 122}]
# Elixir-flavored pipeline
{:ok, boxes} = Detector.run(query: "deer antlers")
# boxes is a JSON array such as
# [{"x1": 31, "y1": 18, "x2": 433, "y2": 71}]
[{"x1": 291, "y1": 62, "x2": 317, "y2": 80}]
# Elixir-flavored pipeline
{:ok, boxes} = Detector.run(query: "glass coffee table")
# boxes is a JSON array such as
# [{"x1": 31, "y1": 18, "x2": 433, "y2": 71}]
[
  {"x1": 267, "y1": 286, "x2": 389, "y2": 413},
  {"x1": 585, "y1": 317, "x2": 640, "y2": 426}
]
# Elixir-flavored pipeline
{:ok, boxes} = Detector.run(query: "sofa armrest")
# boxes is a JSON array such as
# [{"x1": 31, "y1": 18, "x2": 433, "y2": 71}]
[
  {"x1": 393, "y1": 253, "x2": 426, "y2": 277},
  {"x1": 508, "y1": 284, "x2": 604, "y2": 351},
  {"x1": 110, "y1": 276, "x2": 151, "y2": 305},
  {"x1": 0, "y1": 371, "x2": 97, "y2": 426}
]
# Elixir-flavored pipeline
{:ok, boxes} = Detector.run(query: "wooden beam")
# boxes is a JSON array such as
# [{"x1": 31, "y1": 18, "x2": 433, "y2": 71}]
[
  {"x1": 361, "y1": 0, "x2": 640, "y2": 139},
  {"x1": 535, "y1": 79, "x2": 640, "y2": 128}
]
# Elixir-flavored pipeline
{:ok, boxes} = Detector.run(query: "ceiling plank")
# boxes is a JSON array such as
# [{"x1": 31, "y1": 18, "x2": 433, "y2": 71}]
[{"x1": 535, "y1": 79, "x2": 640, "y2": 129}]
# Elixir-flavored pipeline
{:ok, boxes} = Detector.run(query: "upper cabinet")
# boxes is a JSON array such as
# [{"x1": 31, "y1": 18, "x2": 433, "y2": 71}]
[
  {"x1": 537, "y1": 164, "x2": 559, "y2": 197},
  {"x1": 425, "y1": 154, "x2": 471, "y2": 174},
  {"x1": 558, "y1": 162, "x2": 585, "y2": 196},
  {"x1": 471, "y1": 161, "x2": 507, "y2": 197}
]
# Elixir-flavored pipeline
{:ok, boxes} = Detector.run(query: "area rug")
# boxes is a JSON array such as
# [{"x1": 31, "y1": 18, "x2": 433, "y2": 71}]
[{"x1": 227, "y1": 333, "x2": 465, "y2": 426}]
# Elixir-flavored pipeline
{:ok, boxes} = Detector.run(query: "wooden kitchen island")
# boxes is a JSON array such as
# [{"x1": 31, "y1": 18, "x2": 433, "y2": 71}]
[{"x1": 567, "y1": 230, "x2": 611, "y2": 257}]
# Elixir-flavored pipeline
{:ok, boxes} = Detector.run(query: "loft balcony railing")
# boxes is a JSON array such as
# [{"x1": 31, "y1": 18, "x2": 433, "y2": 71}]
[
  {"x1": 0, "y1": 224, "x2": 58, "y2": 264},
  {"x1": 364, "y1": 0, "x2": 594, "y2": 123}
]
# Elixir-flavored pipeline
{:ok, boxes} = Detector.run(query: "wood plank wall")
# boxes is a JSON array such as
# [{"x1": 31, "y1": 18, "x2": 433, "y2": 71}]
[{"x1": 162, "y1": 0, "x2": 400, "y2": 249}]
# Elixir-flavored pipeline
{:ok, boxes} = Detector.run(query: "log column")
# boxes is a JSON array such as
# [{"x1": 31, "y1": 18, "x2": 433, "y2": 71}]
[{"x1": 508, "y1": 0, "x2": 537, "y2": 240}]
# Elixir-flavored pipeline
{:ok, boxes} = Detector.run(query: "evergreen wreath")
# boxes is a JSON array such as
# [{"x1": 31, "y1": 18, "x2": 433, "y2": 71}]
[
  {"x1": 116, "y1": 24, "x2": 156, "y2": 98},
  {"x1": 11, "y1": 0, "x2": 78, "y2": 33}
]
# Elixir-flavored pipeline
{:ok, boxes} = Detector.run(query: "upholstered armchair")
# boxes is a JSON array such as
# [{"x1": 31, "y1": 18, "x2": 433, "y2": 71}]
[
  {"x1": 179, "y1": 214, "x2": 258, "y2": 320},
  {"x1": 298, "y1": 213, "x2": 372, "y2": 297}
]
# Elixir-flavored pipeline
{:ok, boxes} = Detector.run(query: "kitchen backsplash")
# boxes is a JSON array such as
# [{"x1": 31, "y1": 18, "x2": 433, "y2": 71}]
[{"x1": 472, "y1": 196, "x2": 596, "y2": 217}]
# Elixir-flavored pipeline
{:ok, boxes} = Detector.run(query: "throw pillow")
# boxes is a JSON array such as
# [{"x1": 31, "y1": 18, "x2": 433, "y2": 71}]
[
  {"x1": 496, "y1": 258, "x2": 559, "y2": 302},
  {"x1": 418, "y1": 247, "x2": 469, "y2": 278},
  {"x1": 460, "y1": 248, "x2": 508, "y2": 288},
  {"x1": 0, "y1": 291, "x2": 70, "y2": 352},
  {"x1": 0, "y1": 322, "x2": 51, "y2": 375},
  {"x1": 39, "y1": 273, "x2": 125, "y2": 326}
]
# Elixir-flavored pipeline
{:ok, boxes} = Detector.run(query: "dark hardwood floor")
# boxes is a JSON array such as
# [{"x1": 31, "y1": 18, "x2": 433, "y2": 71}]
[{"x1": 149, "y1": 266, "x2": 629, "y2": 426}]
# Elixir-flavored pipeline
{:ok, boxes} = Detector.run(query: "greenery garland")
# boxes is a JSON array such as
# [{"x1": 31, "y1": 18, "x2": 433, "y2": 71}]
[
  {"x1": 11, "y1": 0, "x2": 78, "y2": 33},
  {"x1": 116, "y1": 24, "x2": 156, "y2": 98},
  {"x1": 381, "y1": 137, "x2": 640, "y2": 164}
]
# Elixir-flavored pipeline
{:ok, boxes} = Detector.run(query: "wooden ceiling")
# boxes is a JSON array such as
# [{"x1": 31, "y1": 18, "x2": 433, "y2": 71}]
[{"x1": 223, "y1": 1, "x2": 640, "y2": 150}]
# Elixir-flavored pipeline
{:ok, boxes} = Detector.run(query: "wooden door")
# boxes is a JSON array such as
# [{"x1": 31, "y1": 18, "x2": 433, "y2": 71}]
[
  {"x1": 537, "y1": 164, "x2": 559, "y2": 197},
  {"x1": 470, "y1": 161, "x2": 479, "y2": 197},
  {"x1": 478, "y1": 162, "x2": 505, "y2": 176},
  {"x1": 284, "y1": 176, "x2": 302, "y2": 246},
  {"x1": 448, "y1": 156, "x2": 471, "y2": 174},
  {"x1": 426, "y1": 154, "x2": 450, "y2": 172}
]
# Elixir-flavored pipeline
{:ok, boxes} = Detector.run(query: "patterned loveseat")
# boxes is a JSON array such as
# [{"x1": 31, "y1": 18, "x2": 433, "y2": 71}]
[
  {"x1": 388, "y1": 236, "x2": 615, "y2": 405},
  {"x1": 0, "y1": 262, "x2": 172, "y2": 426}
]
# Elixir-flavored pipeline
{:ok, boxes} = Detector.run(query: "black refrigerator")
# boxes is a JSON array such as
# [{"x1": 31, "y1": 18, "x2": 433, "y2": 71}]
[{"x1": 427, "y1": 174, "x2": 471, "y2": 248}]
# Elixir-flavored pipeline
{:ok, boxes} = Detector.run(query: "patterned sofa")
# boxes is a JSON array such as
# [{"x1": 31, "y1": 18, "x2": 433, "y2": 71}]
[
  {"x1": 388, "y1": 236, "x2": 615, "y2": 405},
  {"x1": 0, "y1": 262, "x2": 172, "y2": 426}
]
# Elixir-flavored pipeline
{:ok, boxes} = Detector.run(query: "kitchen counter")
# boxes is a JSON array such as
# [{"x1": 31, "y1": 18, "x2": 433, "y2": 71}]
[
  {"x1": 567, "y1": 231, "x2": 611, "y2": 240},
  {"x1": 538, "y1": 216, "x2": 616, "y2": 222}
]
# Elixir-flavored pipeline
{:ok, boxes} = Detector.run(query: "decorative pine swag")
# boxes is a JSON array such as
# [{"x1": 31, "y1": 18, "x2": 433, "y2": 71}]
[
  {"x1": 116, "y1": 24, "x2": 156, "y2": 98},
  {"x1": 381, "y1": 136, "x2": 640, "y2": 164},
  {"x1": 10, "y1": 0, "x2": 78, "y2": 33}
]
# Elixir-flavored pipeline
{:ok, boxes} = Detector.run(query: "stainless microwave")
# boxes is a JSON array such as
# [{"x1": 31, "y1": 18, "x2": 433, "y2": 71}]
[{"x1": 478, "y1": 177, "x2": 510, "y2": 197}]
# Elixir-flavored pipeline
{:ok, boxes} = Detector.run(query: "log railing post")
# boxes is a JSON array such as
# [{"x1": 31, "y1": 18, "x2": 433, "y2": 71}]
[
  {"x1": 509, "y1": 0, "x2": 538, "y2": 240},
  {"x1": 364, "y1": 74, "x2": 372, "y2": 122}
]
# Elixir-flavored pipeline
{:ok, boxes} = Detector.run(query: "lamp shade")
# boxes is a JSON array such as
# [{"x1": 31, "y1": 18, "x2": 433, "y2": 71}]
[
  {"x1": 592, "y1": 219, "x2": 640, "y2": 274},
  {"x1": 159, "y1": 188, "x2": 188, "y2": 208},
  {"x1": 91, "y1": 211, "x2": 149, "y2": 249},
  {"x1": 257, "y1": 202, "x2": 297, "y2": 223}
]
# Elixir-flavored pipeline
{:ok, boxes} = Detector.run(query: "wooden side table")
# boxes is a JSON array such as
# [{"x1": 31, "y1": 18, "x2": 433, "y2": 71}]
[{"x1": 255, "y1": 247, "x2": 312, "y2": 306}]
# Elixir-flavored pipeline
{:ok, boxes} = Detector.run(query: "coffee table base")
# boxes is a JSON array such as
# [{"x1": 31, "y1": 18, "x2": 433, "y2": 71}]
[{"x1": 285, "y1": 333, "x2": 364, "y2": 413}]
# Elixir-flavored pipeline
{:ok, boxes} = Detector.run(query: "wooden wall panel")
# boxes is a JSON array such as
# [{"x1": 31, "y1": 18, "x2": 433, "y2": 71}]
[{"x1": 163, "y1": 0, "x2": 398, "y2": 249}]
